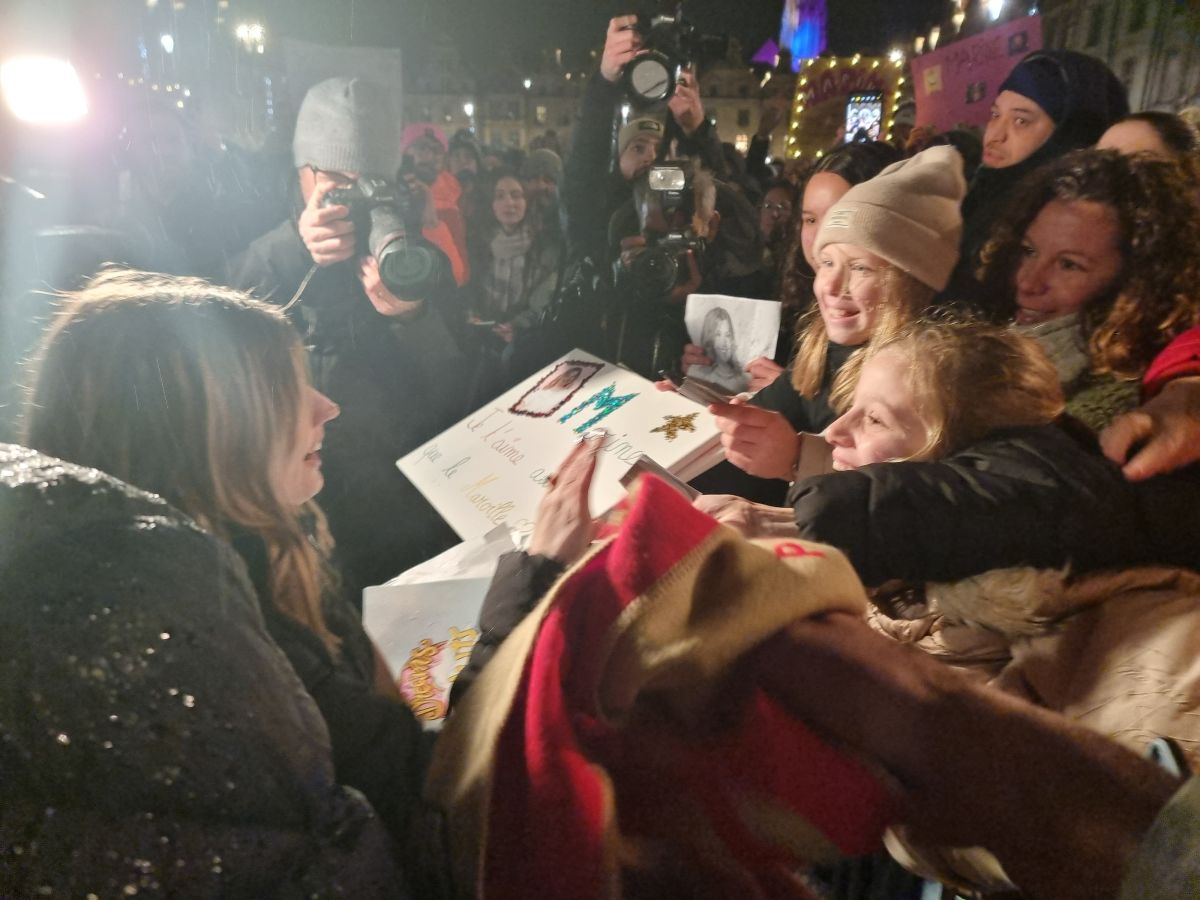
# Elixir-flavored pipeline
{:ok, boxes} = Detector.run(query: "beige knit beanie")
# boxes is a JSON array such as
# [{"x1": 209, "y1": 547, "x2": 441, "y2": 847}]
[{"x1": 813, "y1": 145, "x2": 966, "y2": 291}]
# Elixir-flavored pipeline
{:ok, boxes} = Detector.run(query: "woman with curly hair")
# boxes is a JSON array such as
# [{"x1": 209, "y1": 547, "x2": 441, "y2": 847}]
[{"x1": 978, "y1": 148, "x2": 1200, "y2": 430}]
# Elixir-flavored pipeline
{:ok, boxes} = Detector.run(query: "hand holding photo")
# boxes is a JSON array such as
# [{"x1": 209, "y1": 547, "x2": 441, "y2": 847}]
[{"x1": 684, "y1": 294, "x2": 781, "y2": 394}]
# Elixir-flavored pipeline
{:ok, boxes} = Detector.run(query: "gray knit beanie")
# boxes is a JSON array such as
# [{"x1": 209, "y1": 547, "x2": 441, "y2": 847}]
[
  {"x1": 814, "y1": 145, "x2": 966, "y2": 292},
  {"x1": 521, "y1": 148, "x2": 563, "y2": 185},
  {"x1": 292, "y1": 77, "x2": 400, "y2": 177}
]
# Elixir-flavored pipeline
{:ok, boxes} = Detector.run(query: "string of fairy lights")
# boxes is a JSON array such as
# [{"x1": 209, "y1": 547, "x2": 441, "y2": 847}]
[{"x1": 784, "y1": 53, "x2": 906, "y2": 159}]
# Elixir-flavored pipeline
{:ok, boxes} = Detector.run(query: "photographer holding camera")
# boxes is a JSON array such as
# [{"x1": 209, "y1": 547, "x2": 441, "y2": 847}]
[
  {"x1": 562, "y1": 12, "x2": 730, "y2": 268},
  {"x1": 232, "y1": 76, "x2": 467, "y2": 600},
  {"x1": 607, "y1": 160, "x2": 767, "y2": 377}
]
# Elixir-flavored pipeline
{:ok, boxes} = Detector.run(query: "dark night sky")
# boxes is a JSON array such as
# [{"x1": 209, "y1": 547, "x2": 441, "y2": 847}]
[
  {"x1": 2, "y1": 0, "x2": 948, "y2": 76},
  {"x1": 235, "y1": 0, "x2": 948, "y2": 69}
]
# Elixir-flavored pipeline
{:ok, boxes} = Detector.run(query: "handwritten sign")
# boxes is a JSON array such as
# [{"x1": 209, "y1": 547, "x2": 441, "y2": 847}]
[
  {"x1": 364, "y1": 526, "x2": 517, "y2": 729},
  {"x1": 911, "y1": 16, "x2": 1043, "y2": 132},
  {"x1": 397, "y1": 349, "x2": 723, "y2": 540}
]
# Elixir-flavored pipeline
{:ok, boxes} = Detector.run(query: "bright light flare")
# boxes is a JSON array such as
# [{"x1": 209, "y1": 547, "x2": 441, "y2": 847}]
[
  {"x1": 160, "y1": 33, "x2": 175, "y2": 54},
  {"x1": 987, "y1": 0, "x2": 1005, "y2": 20},
  {"x1": 1, "y1": 56, "x2": 88, "y2": 125}
]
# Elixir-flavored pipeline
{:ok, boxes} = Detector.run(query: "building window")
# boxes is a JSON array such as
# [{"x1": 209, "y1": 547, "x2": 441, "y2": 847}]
[
  {"x1": 737, "y1": 108, "x2": 751, "y2": 128},
  {"x1": 535, "y1": 104, "x2": 547, "y2": 125},
  {"x1": 1129, "y1": 0, "x2": 1149, "y2": 31},
  {"x1": 1086, "y1": 5, "x2": 1103, "y2": 46}
]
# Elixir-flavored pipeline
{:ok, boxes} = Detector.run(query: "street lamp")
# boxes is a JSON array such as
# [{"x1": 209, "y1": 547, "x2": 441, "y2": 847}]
[
  {"x1": 888, "y1": 48, "x2": 904, "y2": 65},
  {"x1": 523, "y1": 78, "x2": 532, "y2": 90},
  {"x1": 160, "y1": 33, "x2": 175, "y2": 54},
  {"x1": 929, "y1": 26, "x2": 941, "y2": 50},
  {"x1": 463, "y1": 101, "x2": 475, "y2": 118},
  {"x1": 235, "y1": 22, "x2": 265, "y2": 53},
  {"x1": 987, "y1": 0, "x2": 1005, "y2": 20},
  {"x1": 1, "y1": 56, "x2": 88, "y2": 125}
]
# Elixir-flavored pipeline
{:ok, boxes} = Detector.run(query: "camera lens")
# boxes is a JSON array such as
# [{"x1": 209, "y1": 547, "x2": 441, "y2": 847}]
[
  {"x1": 367, "y1": 205, "x2": 448, "y2": 301},
  {"x1": 630, "y1": 247, "x2": 679, "y2": 300},
  {"x1": 378, "y1": 241, "x2": 438, "y2": 291}
]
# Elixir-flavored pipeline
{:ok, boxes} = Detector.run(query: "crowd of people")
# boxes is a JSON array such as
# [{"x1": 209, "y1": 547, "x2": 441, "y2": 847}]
[{"x1": 4, "y1": 13, "x2": 1200, "y2": 899}]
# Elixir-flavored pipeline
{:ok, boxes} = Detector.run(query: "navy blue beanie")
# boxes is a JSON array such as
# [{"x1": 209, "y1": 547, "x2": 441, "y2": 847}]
[
  {"x1": 998, "y1": 51, "x2": 1129, "y2": 146},
  {"x1": 999, "y1": 55, "x2": 1069, "y2": 123}
]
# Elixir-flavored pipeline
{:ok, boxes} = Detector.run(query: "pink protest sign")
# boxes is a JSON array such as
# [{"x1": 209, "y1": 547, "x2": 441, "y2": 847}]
[{"x1": 911, "y1": 16, "x2": 1043, "y2": 132}]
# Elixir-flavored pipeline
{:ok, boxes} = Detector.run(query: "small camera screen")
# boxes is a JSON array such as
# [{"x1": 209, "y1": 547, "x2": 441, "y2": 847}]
[{"x1": 844, "y1": 92, "x2": 883, "y2": 143}]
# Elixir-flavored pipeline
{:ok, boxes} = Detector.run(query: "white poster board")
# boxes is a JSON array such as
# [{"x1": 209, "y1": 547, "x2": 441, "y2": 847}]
[
  {"x1": 363, "y1": 526, "x2": 517, "y2": 729},
  {"x1": 684, "y1": 294, "x2": 782, "y2": 393},
  {"x1": 397, "y1": 350, "x2": 722, "y2": 540}
]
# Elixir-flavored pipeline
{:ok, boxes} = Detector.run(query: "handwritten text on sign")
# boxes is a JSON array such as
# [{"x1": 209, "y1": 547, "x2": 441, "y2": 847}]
[{"x1": 398, "y1": 350, "x2": 721, "y2": 539}]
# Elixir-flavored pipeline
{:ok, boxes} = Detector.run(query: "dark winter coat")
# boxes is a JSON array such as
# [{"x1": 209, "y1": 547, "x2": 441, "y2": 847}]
[
  {"x1": 231, "y1": 221, "x2": 469, "y2": 597},
  {"x1": 563, "y1": 76, "x2": 635, "y2": 266},
  {"x1": 0, "y1": 444, "x2": 405, "y2": 897},
  {"x1": 230, "y1": 530, "x2": 434, "y2": 844},
  {"x1": 789, "y1": 422, "x2": 1200, "y2": 588},
  {"x1": 751, "y1": 339, "x2": 857, "y2": 433},
  {"x1": 689, "y1": 340, "x2": 857, "y2": 507},
  {"x1": 447, "y1": 550, "x2": 565, "y2": 710}
]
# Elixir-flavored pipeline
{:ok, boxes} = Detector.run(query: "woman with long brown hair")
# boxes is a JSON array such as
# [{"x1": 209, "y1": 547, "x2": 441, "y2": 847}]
[{"x1": 23, "y1": 268, "x2": 429, "y2": 840}]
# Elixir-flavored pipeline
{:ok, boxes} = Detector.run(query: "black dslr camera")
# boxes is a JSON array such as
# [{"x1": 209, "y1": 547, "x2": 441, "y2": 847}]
[
  {"x1": 623, "y1": 7, "x2": 696, "y2": 106},
  {"x1": 626, "y1": 165, "x2": 705, "y2": 301},
  {"x1": 322, "y1": 176, "x2": 449, "y2": 301}
]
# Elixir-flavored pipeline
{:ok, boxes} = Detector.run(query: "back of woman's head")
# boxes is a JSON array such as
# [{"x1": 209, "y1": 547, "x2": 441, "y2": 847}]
[
  {"x1": 25, "y1": 269, "x2": 303, "y2": 528},
  {"x1": 811, "y1": 141, "x2": 903, "y2": 187},
  {"x1": 835, "y1": 317, "x2": 1065, "y2": 459},
  {"x1": 1122, "y1": 112, "x2": 1199, "y2": 159},
  {"x1": 979, "y1": 148, "x2": 1200, "y2": 377},
  {"x1": 23, "y1": 268, "x2": 341, "y2": 649}
]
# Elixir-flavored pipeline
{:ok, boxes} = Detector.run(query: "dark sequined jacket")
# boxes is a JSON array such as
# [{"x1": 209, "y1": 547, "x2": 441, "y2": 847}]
[{"x1": 0, "y1": 444, "x2": 408, "y2": 897}]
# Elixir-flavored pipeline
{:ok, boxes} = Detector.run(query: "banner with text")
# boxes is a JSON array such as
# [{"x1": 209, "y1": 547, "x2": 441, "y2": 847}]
[{"x1": 911, "y1": 16, "x2": 1043, "y2": 132}]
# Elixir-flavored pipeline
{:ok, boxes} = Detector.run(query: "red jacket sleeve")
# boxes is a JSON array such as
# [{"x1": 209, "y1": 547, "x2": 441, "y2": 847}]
[{"x1": 1143, "y1": 326, "x2": 1200, "y2": 398}]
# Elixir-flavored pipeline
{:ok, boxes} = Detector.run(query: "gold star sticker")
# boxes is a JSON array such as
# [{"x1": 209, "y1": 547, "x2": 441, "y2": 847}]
[{"x1": 651, "y1": 412, "x2": 698, "y2": 442}]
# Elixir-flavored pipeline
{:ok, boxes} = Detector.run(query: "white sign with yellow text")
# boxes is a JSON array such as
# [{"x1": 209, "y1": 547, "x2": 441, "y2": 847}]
[{"x1": 397, "y1": 350, "x2": 723, "y2": 540}]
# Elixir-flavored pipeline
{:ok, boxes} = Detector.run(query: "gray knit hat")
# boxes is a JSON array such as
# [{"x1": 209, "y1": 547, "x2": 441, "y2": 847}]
[
  {"x1": 521, "y1": 148, "x2": 563, "y2": 185},
  {"x1": 292, "y1": 77, "x2": 400, "y2": 177},
  {"x1": 814, "y1": 145, "x2": 966, "y2": 291}
]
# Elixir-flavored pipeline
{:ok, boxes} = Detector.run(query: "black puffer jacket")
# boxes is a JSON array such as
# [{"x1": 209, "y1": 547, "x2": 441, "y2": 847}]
[
  {"x1": 447, "y1": 550, "x2": 565, "y2": 710},
  {"x1": 0, "y1": 444, "x2": 405, "y2": 897},
  {"x1": 230, "y1": 529, "x2": 435, "y2": 845},
  {"x1": 790, "y1": 422, "x2": 1200, "y2": 588}
]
